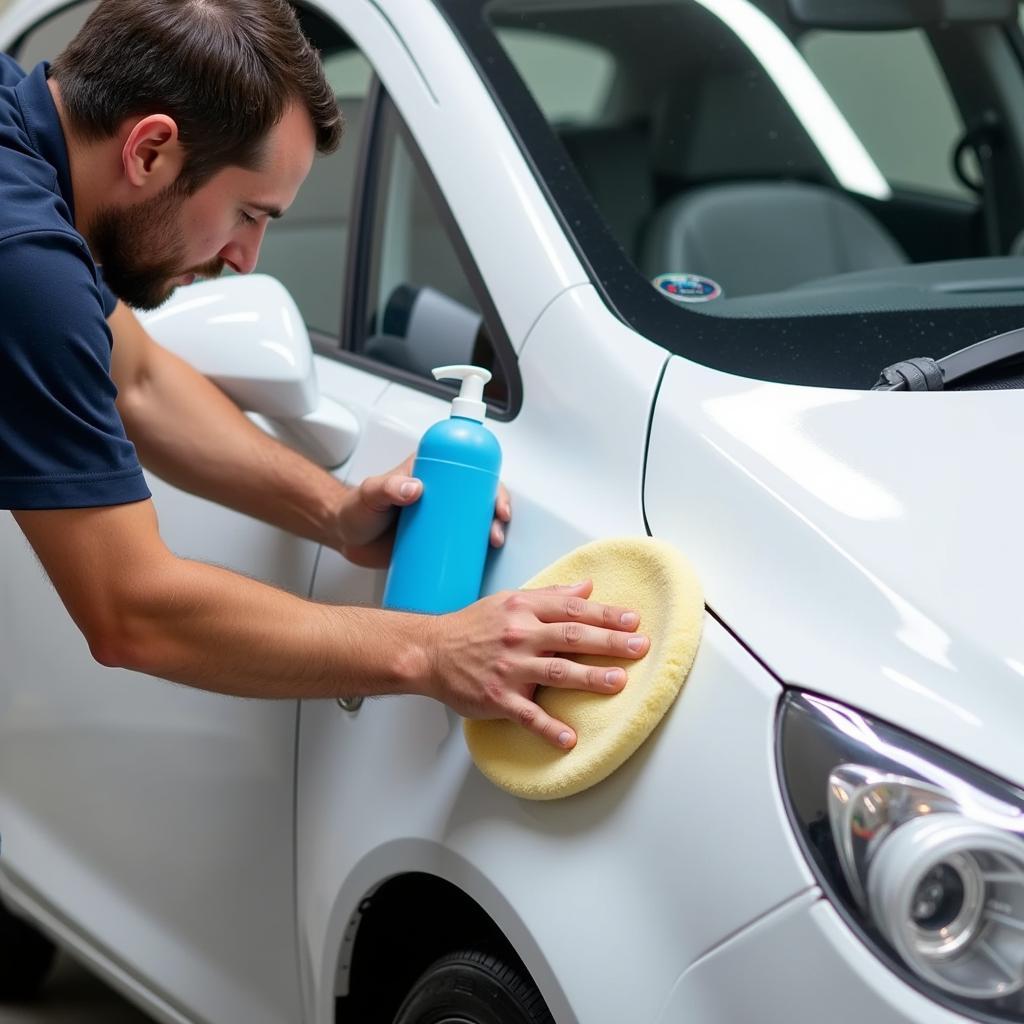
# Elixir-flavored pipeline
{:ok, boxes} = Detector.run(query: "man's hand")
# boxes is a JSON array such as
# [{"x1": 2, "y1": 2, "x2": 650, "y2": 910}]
[
  {"x1": 422, "y1": 581, "x2": 649, "y2": 750},
  {"x1": 336, "y1": 455, "x2": 512, "y2": 569}
]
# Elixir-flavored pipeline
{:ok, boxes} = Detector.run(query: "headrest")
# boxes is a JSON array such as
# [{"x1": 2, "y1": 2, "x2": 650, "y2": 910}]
[{"x1": 653, "y1": 71, "x2": 823, "y2": 183}]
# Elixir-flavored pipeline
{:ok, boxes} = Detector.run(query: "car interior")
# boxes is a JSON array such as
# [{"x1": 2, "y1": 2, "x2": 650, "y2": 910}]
[
  {"x1": 553, "y1": 11, "x2": 917, "y2": 301},
  {"x1": 485, "y1": 0, "x2": 1024, "y2": 318}
]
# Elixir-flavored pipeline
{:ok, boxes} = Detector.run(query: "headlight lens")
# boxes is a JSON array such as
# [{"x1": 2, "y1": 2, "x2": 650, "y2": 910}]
[{"x1": 779, "y1": 692, "x2": 1024, "y2": 1020}]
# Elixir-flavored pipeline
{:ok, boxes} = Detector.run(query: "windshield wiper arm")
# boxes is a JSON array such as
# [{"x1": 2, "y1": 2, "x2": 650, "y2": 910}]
[{"x1": 873, "y1": 324, "x2": 1024, "y2": 391}]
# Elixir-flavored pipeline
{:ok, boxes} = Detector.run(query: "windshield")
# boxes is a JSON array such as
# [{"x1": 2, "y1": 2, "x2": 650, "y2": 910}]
[{"x1": 438, "y1": 0, "x2": 1024, "y2": 387}]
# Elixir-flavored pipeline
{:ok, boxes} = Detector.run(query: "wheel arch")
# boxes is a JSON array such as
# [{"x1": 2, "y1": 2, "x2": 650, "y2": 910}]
[{"x1": 325, "y1": 840, "x2": 576, "y2": 1024}]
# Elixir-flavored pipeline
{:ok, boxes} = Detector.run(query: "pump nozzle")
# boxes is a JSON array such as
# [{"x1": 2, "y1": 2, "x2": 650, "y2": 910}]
[{"x1": 433, "y1": 364, "x2": 492, "y2": 422}]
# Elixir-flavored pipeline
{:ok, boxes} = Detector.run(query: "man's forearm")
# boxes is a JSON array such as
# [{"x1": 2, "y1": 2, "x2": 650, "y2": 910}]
[
  {"x1": 115, "y1": 316, "x2": 348, "y2": 547},
  {"x1": 101, "y1": 554, "x2": 433, "y2": 700},
  {"x1": 17, "y1": 500, "x2": 432, "y2": 701}
]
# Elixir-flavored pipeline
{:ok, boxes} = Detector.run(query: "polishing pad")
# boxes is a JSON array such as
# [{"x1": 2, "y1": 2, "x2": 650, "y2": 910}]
[{"x1": 465, "y1": 537, "x2": 704, "y2": 800}]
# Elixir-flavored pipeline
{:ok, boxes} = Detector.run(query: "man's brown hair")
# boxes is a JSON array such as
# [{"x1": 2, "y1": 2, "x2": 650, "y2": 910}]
[{"x1": 50, "y1": 0, "x2": 342, "y2": 191}]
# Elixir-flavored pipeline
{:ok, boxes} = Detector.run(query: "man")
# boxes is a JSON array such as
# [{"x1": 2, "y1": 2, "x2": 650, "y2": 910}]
[{"x1": 0, "y1": 0, "x2": 648, "y2": 750}]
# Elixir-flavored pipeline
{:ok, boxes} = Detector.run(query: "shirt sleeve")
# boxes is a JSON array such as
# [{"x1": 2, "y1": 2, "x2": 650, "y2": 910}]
[{"x1": 0, "y1": 230, "x2": 150, "y2": 509}]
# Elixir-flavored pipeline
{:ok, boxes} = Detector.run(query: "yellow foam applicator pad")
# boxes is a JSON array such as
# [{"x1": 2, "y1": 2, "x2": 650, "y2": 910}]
[{"x1": 464, "y1": 537, "x2": 704, "y2": 800}]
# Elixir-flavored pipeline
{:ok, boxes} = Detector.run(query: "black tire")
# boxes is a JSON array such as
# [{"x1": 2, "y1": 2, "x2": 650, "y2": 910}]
[
  {"x1": 0, "y1": 899, "x2": 57, "y2": 1001},
  {"x1": 393, "y1": 950, "x2": 554, "y2": 1024}
]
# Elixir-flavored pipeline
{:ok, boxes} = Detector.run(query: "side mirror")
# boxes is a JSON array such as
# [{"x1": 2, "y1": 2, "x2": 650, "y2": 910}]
[{"x1": 139, "y1": 275, "x2": 359, "y2": 467}]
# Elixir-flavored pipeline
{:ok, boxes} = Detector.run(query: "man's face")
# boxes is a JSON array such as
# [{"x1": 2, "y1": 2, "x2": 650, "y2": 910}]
[{"x1": 91, "y1": 102, "x2": 317, "y2": 311}]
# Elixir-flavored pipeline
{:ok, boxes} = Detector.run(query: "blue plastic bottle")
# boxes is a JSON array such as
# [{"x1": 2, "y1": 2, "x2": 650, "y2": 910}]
[{"x1": 383, "y1": 365, "x2": 502, "y2": 614}]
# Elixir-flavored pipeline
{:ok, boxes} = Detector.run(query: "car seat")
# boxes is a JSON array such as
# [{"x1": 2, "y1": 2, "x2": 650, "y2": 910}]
[
  {"x1": 641, "y1": 180, "x2": 908, "y2": 298},
  {"x1": 640, "y1": 68, "x2": 907, "y2": 297}
]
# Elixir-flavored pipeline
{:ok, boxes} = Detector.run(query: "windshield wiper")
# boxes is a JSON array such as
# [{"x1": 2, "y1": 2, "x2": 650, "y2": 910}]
[{"x1": 873, "y1": 324, "x2": 1024, "y2": 391}]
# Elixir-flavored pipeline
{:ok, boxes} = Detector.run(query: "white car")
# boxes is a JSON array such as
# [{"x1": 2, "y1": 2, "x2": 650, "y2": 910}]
[{"x1": 2, "y1": 0, "x2": 1024, "y2": 1022}]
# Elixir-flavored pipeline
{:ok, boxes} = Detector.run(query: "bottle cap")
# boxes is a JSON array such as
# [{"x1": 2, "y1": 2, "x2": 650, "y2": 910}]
[{"x1": 432, "y1": 364, "x2": 492, "y2": 422}]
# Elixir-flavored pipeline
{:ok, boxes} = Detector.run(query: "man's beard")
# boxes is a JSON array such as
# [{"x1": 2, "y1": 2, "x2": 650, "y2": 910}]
[{"x1": 89, "y1": 183, "x2": 224, "y2": 311}]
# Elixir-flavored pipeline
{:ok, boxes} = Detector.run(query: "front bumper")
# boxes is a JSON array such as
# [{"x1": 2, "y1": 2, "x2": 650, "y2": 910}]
[{"x1": 656, "y1": 888, "x2": 971, "y2": 1023}]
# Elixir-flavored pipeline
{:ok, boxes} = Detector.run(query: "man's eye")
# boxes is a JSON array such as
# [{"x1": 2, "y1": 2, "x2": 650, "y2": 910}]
[{"x1": 239, "y1": 211, "x2": 258, "y2": 226}]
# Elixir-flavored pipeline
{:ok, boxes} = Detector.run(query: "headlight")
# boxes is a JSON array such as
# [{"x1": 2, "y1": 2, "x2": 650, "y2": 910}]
[{"x1": 779, "y1": 692, "x2": 1024, "y2": 1020}]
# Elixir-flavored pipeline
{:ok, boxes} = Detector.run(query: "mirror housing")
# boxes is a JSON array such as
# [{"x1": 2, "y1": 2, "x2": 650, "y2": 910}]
[
  {"x1": 139, "y1": 275, "x2": 359, "y2": 467},
  {"x1": 787, "y1": 0, "x2": 1015, "y2": 29},
  {"x1": 139, "y1": 274, "x2": 317, "y2": 418}
]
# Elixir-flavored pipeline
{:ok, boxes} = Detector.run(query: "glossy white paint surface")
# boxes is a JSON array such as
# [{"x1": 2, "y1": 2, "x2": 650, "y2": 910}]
[
  {"x1": 300, "y1": 285, "x2": 684, "y2": 1022},
  {"x1": 656, "y1": 891, "x2": 971, "y2": 1023},
  {"x1": 298, "y1": 613, "x2": 809, "y2": 1024},
  {"x1": 645, "y1": 359, "x2": 1024, "y2": 788},
  {"x1": 142, "y1": 276, "x2": 361, "y2": 466},
  {"x1": 140, "y1": 275, "x2": 318, "y2": 419},
  {"x1": 0, "y1": 487, "x2": 312, "y2": 1024}
]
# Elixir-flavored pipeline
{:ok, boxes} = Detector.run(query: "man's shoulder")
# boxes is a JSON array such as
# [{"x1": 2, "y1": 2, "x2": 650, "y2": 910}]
[
  {"x1": 0, "y1": 192, "x2": 81, "y2": 264},
  {"x1": 0, "y1": 146, "x2": 77, "y2": 253},
  {"x1": 0, "y1": 57, "x2": 72, "y2": 240},
  {"x1": 0, "y1": 225, "x2": 90, "y2": 261},
  {"x1": 0, "y1": 228, "x2": 106, "y2": 327}
]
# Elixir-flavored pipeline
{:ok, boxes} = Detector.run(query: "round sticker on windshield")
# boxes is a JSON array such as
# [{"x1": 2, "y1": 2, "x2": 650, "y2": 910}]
[{"x1": 653, "y1": 273, "x2": 722, "y2": 303}]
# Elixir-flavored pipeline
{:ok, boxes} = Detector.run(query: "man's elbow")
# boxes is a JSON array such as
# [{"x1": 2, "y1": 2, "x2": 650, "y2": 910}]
[
  {"x1": 86, "y1": 619, "x2": 164, "y2": 674},
  {"x1": 86, "y1": 627, "x2": 138, "y2": 671},
  {"x1": 80, "y1": 578, "x2": 178, "y2": 675}
]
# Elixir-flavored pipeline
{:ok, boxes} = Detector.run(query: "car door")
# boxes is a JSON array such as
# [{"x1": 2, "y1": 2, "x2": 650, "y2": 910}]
[
  {"x1": 0, "y1": 4, "x2": 377, "y2": 1024},
  {"x1": 289, "y1": 31, "x2": 666, "y2": 1017}
]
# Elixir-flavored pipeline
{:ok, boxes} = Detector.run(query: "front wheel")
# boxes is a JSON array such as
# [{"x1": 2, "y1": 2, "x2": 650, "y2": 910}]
[
  {"x1": 393, "y1": 950, "x2": 554, "y2": 1024},
  {"x1": 0, "y1": 899, "x2": 57, "y2": 1000}
]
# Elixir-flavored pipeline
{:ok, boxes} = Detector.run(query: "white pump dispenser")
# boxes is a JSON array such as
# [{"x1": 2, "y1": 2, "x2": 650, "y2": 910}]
[{"x1": 433, "y1": 364, "x2": 492, "y2": 422}]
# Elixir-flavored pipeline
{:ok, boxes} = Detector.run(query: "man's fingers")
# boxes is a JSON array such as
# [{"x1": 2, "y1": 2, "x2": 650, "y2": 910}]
[
  {"x1": 531, "y1": 579, "x2": 594, "y2": 597},
  {"x1": 530, "y1": 594, "x2": 640, "y2": 631},
  {"x1": 504, "y1": 694, "x2": 577, "y2": 750},
  {"x1": 530, "y1": 658, "x2": 627, "y2": 694},
  {"x1": 496, "y1": 485, "x2": 512, "y2": 523},
  {"x1": 360, "y1": 473, "x2": 422, "y2": 513},
  {"x1": 487, "y1": 485, "x2": 512, "y2": 547},
  {"x1": 541, "y1": 621, "x2": 650, "y2": 660},
  {"x1": 391, "y1": 476, "x2": 422, "y2": 503},
  {"x1": 340, "y1": 535, "x2": 393, "y2": 570}
]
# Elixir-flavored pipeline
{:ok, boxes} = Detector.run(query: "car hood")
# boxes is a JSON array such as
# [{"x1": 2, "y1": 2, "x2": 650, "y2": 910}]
[{"x1": 644, "y1": 355, "x2": 1024, "y2": 786}]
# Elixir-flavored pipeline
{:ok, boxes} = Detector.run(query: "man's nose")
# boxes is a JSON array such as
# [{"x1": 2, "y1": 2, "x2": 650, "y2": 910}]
[{"x1": 220, "y1": 224, "x2": 267, "y2": 275}]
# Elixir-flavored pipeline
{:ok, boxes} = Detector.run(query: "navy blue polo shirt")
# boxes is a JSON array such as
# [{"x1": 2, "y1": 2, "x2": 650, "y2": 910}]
[{"x1": 0, "y1": 54, "x2": 149, "y2": 509}]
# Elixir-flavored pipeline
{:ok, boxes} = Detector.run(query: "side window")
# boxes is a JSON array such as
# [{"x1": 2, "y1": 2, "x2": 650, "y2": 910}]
[
  {"x1": 800, "y1": 30, "x2": 970, "y2": 200},
  {"x1": 255, "y1": 23, "x2": 373, "y2": 336},
  {"x1": 356, "y1": 98, "x2": 510, "y2": 410}
]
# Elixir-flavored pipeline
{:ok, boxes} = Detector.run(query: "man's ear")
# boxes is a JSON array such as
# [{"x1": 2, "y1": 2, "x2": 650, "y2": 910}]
[{"x1": 121, "y1": 115, "x2": 184, "y2": 191}]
